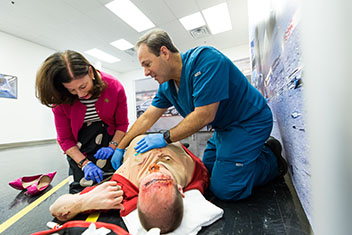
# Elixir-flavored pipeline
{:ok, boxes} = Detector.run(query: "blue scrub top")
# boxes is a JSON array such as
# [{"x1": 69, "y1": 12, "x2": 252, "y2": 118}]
[{"x1": 152, "y1": 46, "x2": 267, "y2": 130}]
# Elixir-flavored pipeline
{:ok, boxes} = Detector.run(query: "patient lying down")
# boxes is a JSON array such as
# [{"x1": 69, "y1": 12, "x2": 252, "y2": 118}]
[{"x1": 50, "y1": 135, "x2": 209, "y2": 234}]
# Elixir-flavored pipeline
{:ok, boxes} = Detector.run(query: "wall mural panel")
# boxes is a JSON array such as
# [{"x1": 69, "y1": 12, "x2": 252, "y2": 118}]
[{"x1": 248, "y1": 0, "x2": 312, "y2": 228}]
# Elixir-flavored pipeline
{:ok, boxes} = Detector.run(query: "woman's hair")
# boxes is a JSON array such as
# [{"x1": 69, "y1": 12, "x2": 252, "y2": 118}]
[
  {"x1": 35, "y1": 50, "x2": 106, "y2": 107},
  {"x1": 136, "y1": 28, "x2": 179, "y2": 56},
  {"x1": 138, "y1": 184, "x2": 184, "y2": 234}
]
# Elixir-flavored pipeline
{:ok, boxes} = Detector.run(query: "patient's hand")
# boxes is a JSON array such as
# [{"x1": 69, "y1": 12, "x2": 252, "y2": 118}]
[
  {"x1": 50, "y1": 181, "x2": 124, "y2": 222},
  {"x1": 81, "y1": 181, "x2": 124, "y2": 211},
  {"x1": 50, "y1": 194, "x2": 81, "y2": 221}
]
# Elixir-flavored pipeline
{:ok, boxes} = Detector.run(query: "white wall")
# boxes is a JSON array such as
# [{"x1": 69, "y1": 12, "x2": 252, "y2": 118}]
[
  {"x1": 302, "y1": 0, "x2": 352, "y2": 234},
  {"x1": 118, "y1": 68, "x2": 144, "y2": 128},
  {"x1": 221, "y1": 44, "x2": 250, "y2": 61},
  {"x1": 0, "y1": 31, "x2": 56, "y2": 145}
]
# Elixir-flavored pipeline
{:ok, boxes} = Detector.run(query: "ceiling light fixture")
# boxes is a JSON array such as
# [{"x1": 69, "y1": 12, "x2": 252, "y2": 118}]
[
  {"x1": 202, "y1": 3, "x2": 232, "y2": 34},
  {"x1": 105, "y1": 0, "x2": 155, "y2": 32},
  {"x1": 110, "y1": 39, "x2": 134, "y2": 51},
  {"x1": 84, "y1": 48, "x2": 120, "y2": 63},
  {"x1": 179, "y1": 12, "x2": 206, "y2": 31}
]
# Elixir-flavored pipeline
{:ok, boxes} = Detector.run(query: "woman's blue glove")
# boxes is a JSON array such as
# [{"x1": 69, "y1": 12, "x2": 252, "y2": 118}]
[
  {"x1": 134, "y1": 133, "x2": 167, "y2": 153},
  {"x1": 83, "y1": 162, "x2": 104, "y2": 183},
  {"x1": 94, "y1": 146, "x2": 114, "y2": 159},
  {"x1": 111, "y1": 148, "x2": 125, "y2": 170}
]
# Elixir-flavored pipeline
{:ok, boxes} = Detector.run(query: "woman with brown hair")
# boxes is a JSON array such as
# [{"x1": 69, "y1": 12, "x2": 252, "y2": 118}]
[{"x1": 35, "y1": 50, "x2": 128, "y2": 193}]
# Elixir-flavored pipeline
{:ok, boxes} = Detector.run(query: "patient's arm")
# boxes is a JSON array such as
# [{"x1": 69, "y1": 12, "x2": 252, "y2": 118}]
[{"x1": 50, "y1": 181, "x2": 124, "y2": 221}]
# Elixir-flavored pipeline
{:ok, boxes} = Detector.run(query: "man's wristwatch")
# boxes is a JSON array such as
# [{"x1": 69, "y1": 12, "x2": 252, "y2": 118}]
[
  {"x1": 77, "y1": 158, "x2": 88, "y2": 168},
  {"x1": 109, "y1": 140, "x2": 118, "y2": 148},
  {"x1": 163, "y1": 130, "x2": 172, "y2": 144}
]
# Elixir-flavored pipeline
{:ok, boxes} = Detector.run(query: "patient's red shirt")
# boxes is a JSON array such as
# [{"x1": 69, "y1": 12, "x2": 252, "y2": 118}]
[{"x1": 81, "y1": 145, "x2": 210, "y2": 216}]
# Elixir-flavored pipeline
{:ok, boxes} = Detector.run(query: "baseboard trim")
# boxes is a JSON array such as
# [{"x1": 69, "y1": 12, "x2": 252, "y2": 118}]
[
  {"x1": 0, "y1": 139, "x2": 57, "y2": 150},
  {"x1": 284, "y1": 173, "x2": 312, "y2": 231}
]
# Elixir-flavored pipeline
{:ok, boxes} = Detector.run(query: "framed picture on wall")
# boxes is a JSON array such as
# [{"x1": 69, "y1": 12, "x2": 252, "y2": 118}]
[
  {"x1": 135, "y1": 78, "x2": 182, "y2": 133},
  {"x1": 0, "y1": 73, "x2": 17, "y2": 99}
]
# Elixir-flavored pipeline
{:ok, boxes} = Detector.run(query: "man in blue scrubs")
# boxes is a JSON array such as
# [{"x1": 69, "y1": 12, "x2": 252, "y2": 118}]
[{"x1": 112, "y1": 28, "x2": 287, "y2": 201}]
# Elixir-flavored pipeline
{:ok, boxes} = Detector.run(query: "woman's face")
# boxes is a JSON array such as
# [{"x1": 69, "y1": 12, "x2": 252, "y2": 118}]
[{"x1": 62, "y1": 68, "x2": 94, "y2": 99}]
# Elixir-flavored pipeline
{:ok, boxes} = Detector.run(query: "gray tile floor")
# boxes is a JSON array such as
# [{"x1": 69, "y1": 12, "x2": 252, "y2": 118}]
[
  {"x1": 0, "y1": 143, "x2": 69, "y2": 235},
  {"x1": 0, "y1": 142, "x2": 311, "y2": 235}
]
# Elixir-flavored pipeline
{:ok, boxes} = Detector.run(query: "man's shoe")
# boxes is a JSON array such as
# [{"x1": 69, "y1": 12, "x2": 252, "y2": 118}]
[{"x1": 265, "y1": 137, "x2": 288, "y2": 177}]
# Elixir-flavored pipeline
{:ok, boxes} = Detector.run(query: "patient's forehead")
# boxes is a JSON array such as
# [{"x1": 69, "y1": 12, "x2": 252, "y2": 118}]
[{"x1": 148, "y1": 148, "x2": 178, "y2": 160}]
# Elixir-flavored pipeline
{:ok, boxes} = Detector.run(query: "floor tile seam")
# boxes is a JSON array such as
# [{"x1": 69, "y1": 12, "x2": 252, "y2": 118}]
[{"x1": 275, "y1": 197, "x2": 288, "y2": 235}]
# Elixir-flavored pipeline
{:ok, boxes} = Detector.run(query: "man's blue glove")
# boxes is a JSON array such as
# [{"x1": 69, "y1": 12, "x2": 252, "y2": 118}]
[
  {"x1": 83, "y1": 162, "x2": 104, "y2": 183},
  {"x1": 111, "y1": 148, "x2": 125, "y2": 170},
  {"x1": 94, "y1": 146, "x2": 114, "y2": 159},
  {"x1": 134, "y1": 133, "x2": 167, "y2": 153}
]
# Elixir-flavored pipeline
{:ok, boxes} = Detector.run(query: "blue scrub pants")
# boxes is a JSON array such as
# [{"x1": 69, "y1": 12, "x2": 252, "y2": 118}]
[{"x1": 203, "y1": 106, "x2": 279, "y2": 201}]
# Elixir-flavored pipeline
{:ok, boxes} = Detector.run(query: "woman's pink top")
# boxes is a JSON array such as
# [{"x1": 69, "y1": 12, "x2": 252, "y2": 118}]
[{"x1": 52, "y1": 71, "x2": 129, "y2": 152}]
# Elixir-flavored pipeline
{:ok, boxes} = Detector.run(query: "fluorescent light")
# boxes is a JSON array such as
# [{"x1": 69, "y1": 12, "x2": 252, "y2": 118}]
[
  {"x1": 110, "y1": 39, "x2": 134, "y2": 51},
  {"x1": 84, "y1": 48, "x2": 120, "y2": 63},
  {"x1": 202, "y1": 3, "x2": 232, "y2": 34},
  {"x1": 105, "y1": 0, "x2": 155, "y2": 32},
  {"x1": 179, "y1": 12, "x2": 206, "y2": 30}
]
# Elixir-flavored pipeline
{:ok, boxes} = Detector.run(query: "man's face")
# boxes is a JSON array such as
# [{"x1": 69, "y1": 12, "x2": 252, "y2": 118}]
[
  {"x1": 129, "y1": 141, "x2": 193, "y2": 190},
  {"x1": 139, "y1": 164, "x2": 176, "y2": 198},
  {"x1": 137, "y1": 43, "x2": 170, "y2": 84},
  {"x1": 138, "y1": 164, "x2": 183, "y2": 211},
  {"x1": 137, "y1": 164, "x2": 184, "y2": 233}
]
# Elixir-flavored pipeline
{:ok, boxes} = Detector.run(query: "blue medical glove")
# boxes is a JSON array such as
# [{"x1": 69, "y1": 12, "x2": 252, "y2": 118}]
[
  {"x1": 83, "y1": 162, "x2": 104, "y2": 183},
  {"x1": 94, "y1": 146, "x2": 114, "y2": 160},
  {"x1": 111, "y1": 148, "x2": 125, "y2": 170},
  {"x1": 134, "y1": 133, "x2": 167, "y2": 153}
]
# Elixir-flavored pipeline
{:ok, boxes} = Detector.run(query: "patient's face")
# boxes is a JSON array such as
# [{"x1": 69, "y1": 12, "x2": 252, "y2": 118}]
[
  {"x1": 120, "y1": 135, "x2": 195, "y2": 189},
  {"x1": 138, "y1": 164, "x2": 178, "y2": 211},
  {"x1": 138, "y1": 165, "x2": 184, "y2": 233},
  {"x1": 139, "y1": 164, "x2": 176, "y2": 196},
  {"x1": 137, "y1": 145, "x2": 192, "y2": 188}
]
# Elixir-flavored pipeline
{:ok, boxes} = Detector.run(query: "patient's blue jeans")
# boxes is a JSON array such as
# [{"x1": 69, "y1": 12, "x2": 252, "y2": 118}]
[{"x1": 202, "y1": 107, "x2": 279, "y2": 201}]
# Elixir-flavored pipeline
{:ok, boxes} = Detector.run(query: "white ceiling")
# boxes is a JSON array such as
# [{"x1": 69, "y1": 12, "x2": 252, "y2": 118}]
[{"x1": 0, "y1": 0, "x2": 249, "y2": 73}]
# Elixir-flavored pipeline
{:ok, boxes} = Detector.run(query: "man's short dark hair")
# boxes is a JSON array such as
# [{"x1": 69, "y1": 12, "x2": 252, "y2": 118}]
[{"x1": 136, "y1": 28, "x2": 179, "y2": 56}]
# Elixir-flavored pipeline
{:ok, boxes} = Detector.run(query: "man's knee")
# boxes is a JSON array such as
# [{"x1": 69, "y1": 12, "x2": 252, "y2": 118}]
[
  {"x1": 202, "y1": 149, "x2": 216, "y2": 174},
  {"x1": 210, "y1": 180, "x2": 251, "y2": 201},
  {"x1": 202, "y1": 159, "x2": 214, "y2": 175},
  {"x1": 209, "y1": 162, "x2": 256, "y2": 201}
]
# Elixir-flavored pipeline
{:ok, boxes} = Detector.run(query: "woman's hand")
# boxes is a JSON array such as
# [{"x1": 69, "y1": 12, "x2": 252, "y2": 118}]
[
  {"x1": 82, "y1": 162, "x2": 104, "y2": 183},
  {"x1": 94, "y1": 147, "x2": 114, "y2": 159}
]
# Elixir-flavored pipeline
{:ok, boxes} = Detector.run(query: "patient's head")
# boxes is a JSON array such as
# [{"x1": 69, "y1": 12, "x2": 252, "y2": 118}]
[{"x1": 137, "y1": 164, "x2": 184, "y2": 233}]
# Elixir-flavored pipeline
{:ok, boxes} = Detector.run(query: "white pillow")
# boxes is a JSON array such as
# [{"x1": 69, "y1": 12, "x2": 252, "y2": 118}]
[{"x1": 122, "y1": 189, "x2": 224, "y2": 235}]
